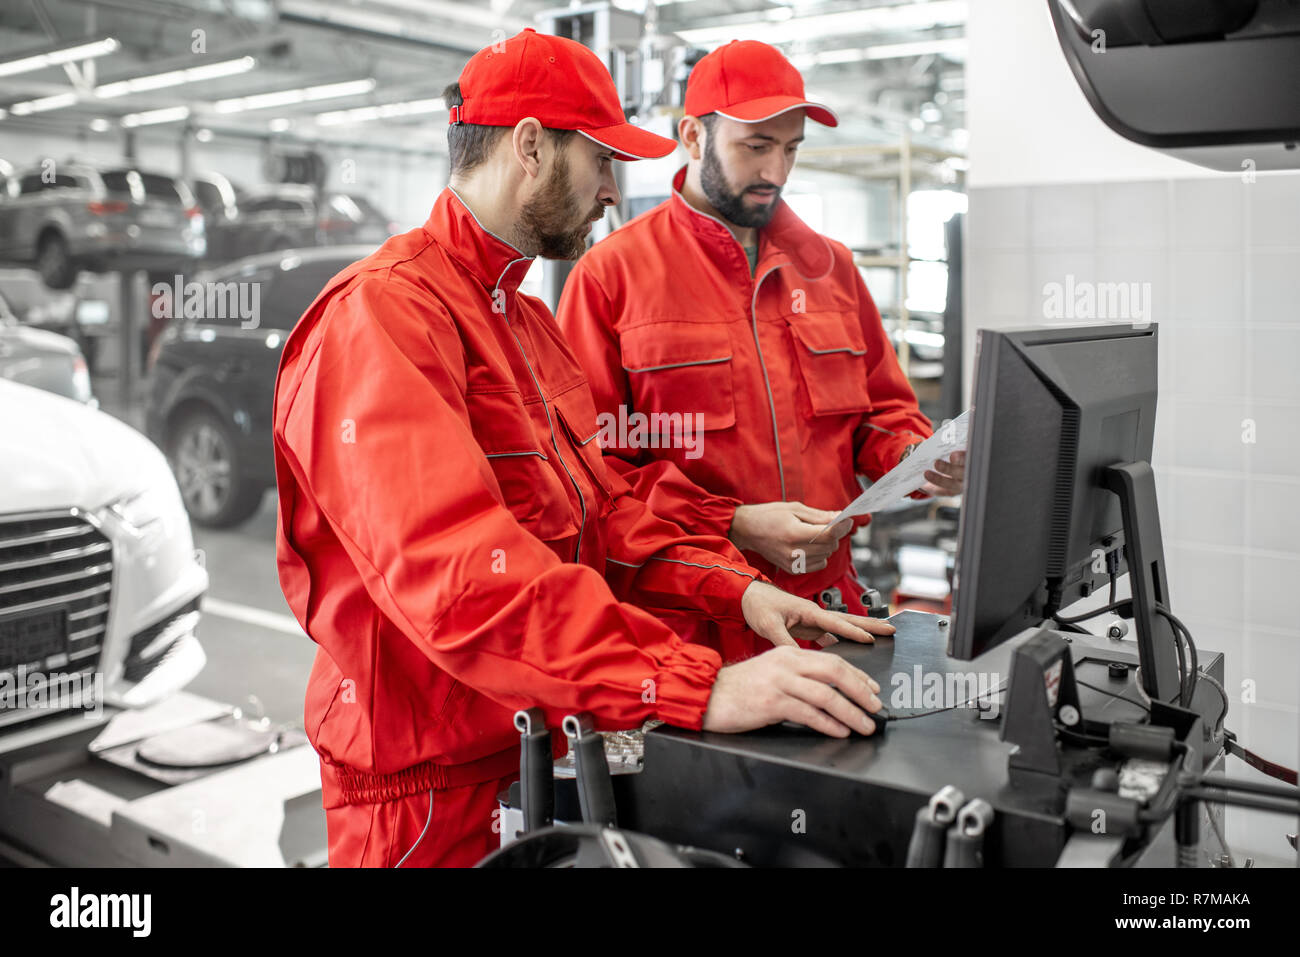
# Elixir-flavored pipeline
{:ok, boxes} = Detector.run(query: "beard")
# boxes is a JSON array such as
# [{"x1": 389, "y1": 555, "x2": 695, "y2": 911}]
[
  {"x1": 700, "y1": 135, "x2": 781, "y2": 230},
  {"x1": 517, "y1": 149, "x2": 604, "y2": 260}
]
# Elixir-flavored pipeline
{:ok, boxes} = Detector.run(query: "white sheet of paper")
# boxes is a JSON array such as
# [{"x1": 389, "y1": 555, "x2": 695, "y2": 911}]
[{"x1": 817, "y1": 410, "x2": 971, "y2": 537}]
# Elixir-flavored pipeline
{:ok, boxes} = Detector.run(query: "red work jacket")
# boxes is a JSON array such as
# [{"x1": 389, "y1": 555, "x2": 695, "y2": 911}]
[
  {"x1": 557, "y1": 167, "x2": 933, "y2": 607},
  {"x1": 273, "y1": 188, "x2": 762, "y2": 809}
]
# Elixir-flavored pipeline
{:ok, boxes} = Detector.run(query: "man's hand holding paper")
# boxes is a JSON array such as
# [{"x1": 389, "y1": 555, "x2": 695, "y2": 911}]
[{"x1": 817, "y1": 410, "x2": 972, "y2": 536}]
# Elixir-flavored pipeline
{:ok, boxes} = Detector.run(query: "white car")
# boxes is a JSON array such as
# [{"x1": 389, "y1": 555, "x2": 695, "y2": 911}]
[{"x1": 0, "y1": 377, "x2": 206, "y2": 729}]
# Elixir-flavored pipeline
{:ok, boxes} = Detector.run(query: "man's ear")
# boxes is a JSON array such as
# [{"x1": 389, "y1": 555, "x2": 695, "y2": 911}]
[
  {"x1": 512, "y1": 117, "x2": 546, "y2": 179},
  {"x1": 679, "y1": 115, "x2": 704, "y2": 162}
]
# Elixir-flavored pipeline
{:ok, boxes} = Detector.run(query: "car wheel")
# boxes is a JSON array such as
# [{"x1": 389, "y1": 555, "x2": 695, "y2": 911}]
[
  {"x1": 168, "y1": 406, "x2": 264, "y2": 527},
  {"x1": 37, "y1": 232, "x2": 77, "y2": 290}
]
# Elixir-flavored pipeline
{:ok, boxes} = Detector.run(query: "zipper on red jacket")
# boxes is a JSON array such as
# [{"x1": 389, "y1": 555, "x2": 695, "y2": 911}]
[
  {"x1": 673, "y1": 189, "x2": 791, "y2": 503},
  {"x1": 749, "y1": 262, "x2": 788, "y2": 501},
  {"x1": 493, "y1": 265, "x2": 588, "y2": 564}
]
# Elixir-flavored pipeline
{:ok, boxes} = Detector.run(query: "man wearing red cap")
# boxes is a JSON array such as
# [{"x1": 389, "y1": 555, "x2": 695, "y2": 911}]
[
  {"x1": 273, "y1": 29, "x2": 893, "y2": 868},
  {"x1": 557, "y1": 40, "x2": 964, "y2": 662}
]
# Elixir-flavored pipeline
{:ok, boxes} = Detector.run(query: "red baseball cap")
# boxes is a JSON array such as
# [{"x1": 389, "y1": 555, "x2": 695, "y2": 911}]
[
  {"x1": 451, "y1": 28, "x2": 675, "y2": 161},
  {"x1": 685, "y1": 40, "x2": 838, "y2": 127}
]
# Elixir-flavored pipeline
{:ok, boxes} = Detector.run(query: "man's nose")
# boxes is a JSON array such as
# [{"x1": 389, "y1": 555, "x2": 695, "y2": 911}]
[
  {"x1": 599, "y1": 168, "x2": 621, "y2": 207},
  {"x1": 761, "y1": 152, "x2": 791, "y2": 187}
]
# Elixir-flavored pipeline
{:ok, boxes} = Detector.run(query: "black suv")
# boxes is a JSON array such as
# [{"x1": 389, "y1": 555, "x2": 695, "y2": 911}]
[{"x1": 145, "y1": 245, "x2": 374, "y2": 527}]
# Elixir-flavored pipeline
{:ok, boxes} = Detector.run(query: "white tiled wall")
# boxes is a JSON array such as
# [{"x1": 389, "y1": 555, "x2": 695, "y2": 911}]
[{"x1": 966, "y1": 174, "x2": 1300, "y2": 866}]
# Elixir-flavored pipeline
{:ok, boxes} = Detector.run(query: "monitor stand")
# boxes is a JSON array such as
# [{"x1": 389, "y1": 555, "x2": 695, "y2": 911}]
[
  {"x1": 1002, "y1": 460, "x2": 1198, "y2": 777},
  {"x1": 1102, "y1": 461, "x2": 1182, "y2": 704}
]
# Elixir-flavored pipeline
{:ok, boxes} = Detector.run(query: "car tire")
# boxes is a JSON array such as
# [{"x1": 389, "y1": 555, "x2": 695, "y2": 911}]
[
  {"x1": 167, "y1": 405, "x2": 264, "y2": 527},
  {"x1": 37, "y1": 231, "x2": 77, "y2": 290}
]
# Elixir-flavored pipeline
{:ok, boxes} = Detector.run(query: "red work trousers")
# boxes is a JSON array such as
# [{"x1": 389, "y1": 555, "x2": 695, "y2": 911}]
[{"x1": 324, "y1": 773, "x2": 517, "y2": 868}]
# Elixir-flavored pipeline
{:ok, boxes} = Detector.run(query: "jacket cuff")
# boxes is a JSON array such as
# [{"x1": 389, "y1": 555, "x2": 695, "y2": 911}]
[
  {"x1": 668, "y1": 551, "x2": 763, "y2": 624},
  {"x1": 858, "y1": 429, "x2": 924, "y2": 482},
  {"x1": 694, "y1": 492, "x2": 743, "y2": 539},
  {"x1": 652, "y1": 641, "x2": 723, "y2": 730},
  {"x1": 715, "y1": 559, "x2": 763, "y2": 622}
]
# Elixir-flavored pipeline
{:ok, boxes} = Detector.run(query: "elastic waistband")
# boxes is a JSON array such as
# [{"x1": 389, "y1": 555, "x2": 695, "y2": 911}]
[{"x1": 326, "y1": 746, "x2": 522, "y2": 806}]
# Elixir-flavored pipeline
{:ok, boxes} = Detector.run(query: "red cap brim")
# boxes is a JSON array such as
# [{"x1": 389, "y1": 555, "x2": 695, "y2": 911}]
[
  {"x1": 715, "y1": 95, "x2": 839, "y2": 128},
  {"x1": 577, "y1": 123, "x2": 677, "y2": 161}
]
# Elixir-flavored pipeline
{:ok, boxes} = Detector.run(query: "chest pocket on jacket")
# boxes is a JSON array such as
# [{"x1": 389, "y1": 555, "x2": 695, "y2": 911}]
[
  {"x1": 786, "y1": 312, "x2": 873, "y2": 416},
  {"x1": 466, "y1": 387, "x2": 579, "y2": 542},
  {"x1": 551, "y1": 383, "x2": 614, "y2": 511},
  {"x1": 619, "y1": 321, "x2": 737, "y2": 433}
]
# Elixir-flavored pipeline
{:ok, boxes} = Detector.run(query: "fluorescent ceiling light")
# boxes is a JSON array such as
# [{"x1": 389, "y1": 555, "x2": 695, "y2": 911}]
[
  {"x1": 0, "y1": 38, "x2": 120, "y2": 79},
  {"x1": 95, "y1": 56, "x2": 256, "y2": 99},
  {"x1": 278, "y1": 1, "x2": 484, "y2": 53},
  {"x1": 362, "y1": 0, "x2": 526, "y2": 32},
  {"x1": 122, "y1": 105, "x2": 190, "y2": 127},
  {"x1": 675, "y1": 1, "x2": 967, "y2": 47},
  {"x1": 315, "y1": 97, "x2": 445, "y2": 126},
  {"x1": 790, "y1": 38, "x2": 966, "y2": 70},
  {"x1": 214, "y1": 78, "x2": 376, "y2": 114},
  {"x1": 865, "y1": 38, "x2": 966, "y2": 60},
  {"x1": 8, "y1": 92, "x2": 79, "y2": 116}
]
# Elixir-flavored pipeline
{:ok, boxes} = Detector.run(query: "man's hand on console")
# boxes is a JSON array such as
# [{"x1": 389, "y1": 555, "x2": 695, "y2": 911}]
[
  {"x1": 740, "y1": 580, "x2": 895, "y2": 649},
  {"x1": 701, "y1": 645, "x2": 887, "y2": 737}
]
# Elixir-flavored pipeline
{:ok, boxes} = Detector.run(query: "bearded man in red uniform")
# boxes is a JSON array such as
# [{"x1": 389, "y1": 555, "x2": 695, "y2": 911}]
[
  {"x1": 273, "y1": 30, "x2": 893, "y2": 867},
  {"x1": 558, "y1": 40, "x2": 965, "y2": 663}
]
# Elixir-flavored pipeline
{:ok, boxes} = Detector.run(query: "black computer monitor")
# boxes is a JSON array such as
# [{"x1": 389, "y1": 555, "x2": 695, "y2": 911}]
[{"x1": 948, "y1": 323, "x2": 1183, "y2": 703}]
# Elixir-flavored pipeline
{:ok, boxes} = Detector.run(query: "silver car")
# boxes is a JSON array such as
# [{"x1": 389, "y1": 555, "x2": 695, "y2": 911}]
[
  {"x1": 0, "y1": 287, "x2": 93, "y2": 404},
  {"x1": 0, "y1": 162, "x2": 206, "y2": 290}
]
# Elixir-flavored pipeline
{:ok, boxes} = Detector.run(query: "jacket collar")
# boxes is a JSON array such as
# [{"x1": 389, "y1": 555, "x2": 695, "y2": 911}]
[
  {"x1": 667, "y1": 166, "x2": 833, "y2": 282},
  {"x1": 424, "y1": 187, "x2": 535, "y2": 297}
]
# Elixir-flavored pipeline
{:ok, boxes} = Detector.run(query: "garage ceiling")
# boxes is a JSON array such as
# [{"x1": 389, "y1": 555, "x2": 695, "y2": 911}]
[{"x1": 0, "y1": 0, "x2": 965, "y2": 152}]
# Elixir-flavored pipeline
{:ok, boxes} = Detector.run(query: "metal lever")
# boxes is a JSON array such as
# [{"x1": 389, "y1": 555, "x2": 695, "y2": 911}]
[
  {"x1": 514, "y1": 708, "x2": 554, "y2": 833},
  {"x1": 563, "y1": 712, "x2": 618, "y2": 828},
  {"x1": 906, "y1": 784, "x2": 965, "y2": 868},
  {"x1": 861, "y1": 587, "x2": 891, "y2": 619},
  {"x1": 944, "y1": 798, "x2": 994, "y2": 868},
  {"x1": 819, "y1": 586, "x2": 847, "y2": 613}
]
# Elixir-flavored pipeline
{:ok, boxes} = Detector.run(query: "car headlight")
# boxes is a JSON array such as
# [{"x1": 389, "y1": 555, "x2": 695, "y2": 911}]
[{"x1": 98, "y1": 469, "x2": 187, "y2": 547}]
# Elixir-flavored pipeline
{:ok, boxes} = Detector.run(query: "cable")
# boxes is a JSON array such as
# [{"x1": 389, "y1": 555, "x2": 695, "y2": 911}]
[
  {"x1": 1187, "y1": 788, "x2": 1300, "y2": 816},
  {"x1": 1222, "y1": 731, "x2": 1299, "y2": 786},
  {"x1": 1203, "y1": 800, "x2": 1235, "y2": 868},
  {"x1": 1156, "y1": 605, "x2": 1198, "y2": 707},
  {"x1": 1075, "y1": 677, "x2": 1150, "y2": 713},
  {"x1": 395, "y1": 788, "x2": 434, "y2": 867},
  {"x1": 888, "y1": 678, "x2": 1009, "y2": 721},
  {"x1": 1054, "y1": 724, "x2": 1109, "y2": 746},
  {"x1": 1168, "y1": 610, "x2": 1188, "y2": 706},
  {"x1": 1195, "y1": 668, "x2": 1229, "y2": 741},
  {"x1": 1199, "y1": 773, "x2": 1300, "y2": 802},
  {"x1": 1132, "y1": 666, "x2": 1152, "y2": 708},
  {"x1": 1052, "y1": 594, "x2": 1191, "y2": 697},
  {"x1": 1052, "y1": 598, "x2": 1130, "y2": 625},
  {"x1": 1052, "y1": 599, "x2": 1196, "y2": 707}
]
